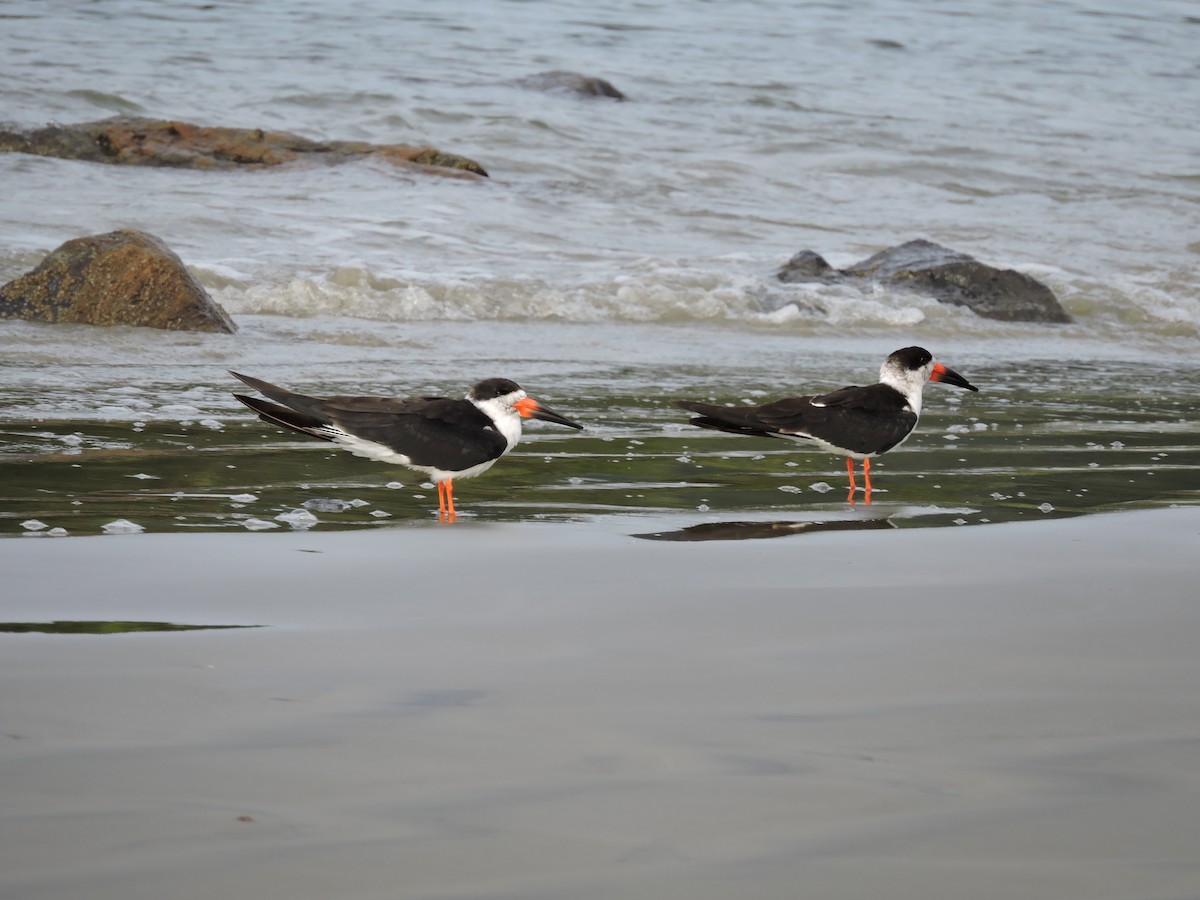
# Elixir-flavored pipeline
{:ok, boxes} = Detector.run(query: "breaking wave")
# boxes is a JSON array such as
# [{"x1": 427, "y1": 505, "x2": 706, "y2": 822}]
[{"x1": 202, "y1": 261, "x2": 1200, "y2": 339}]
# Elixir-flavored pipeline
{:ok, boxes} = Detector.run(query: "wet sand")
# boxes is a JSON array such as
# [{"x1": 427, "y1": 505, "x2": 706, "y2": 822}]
[{"x1": 3, "y1": 508, "x2": 1200, "y2": 899}]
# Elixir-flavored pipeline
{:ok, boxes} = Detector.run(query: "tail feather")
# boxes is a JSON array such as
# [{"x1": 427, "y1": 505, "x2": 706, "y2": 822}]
[
  {"x1": 228, "y1": 371, "x2": 327, "y2": 418},
  {"x1": 687, "y1": 415, "x2": 773, "y2": 438},
  {"x1": 677, "y1": 400, "x2": 774, "y2": 438},
  {"x1": 233, "y1": 394, "x2": 334, "y2": 442}
]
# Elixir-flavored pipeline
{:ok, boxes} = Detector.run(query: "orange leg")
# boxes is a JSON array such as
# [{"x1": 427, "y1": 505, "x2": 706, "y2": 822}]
[
  {"x1": 436, "y1": 481, "x2": 456, "y2": 522},
  {"x1": 845, "y1": 457, "x2": 857, "y2": 504},
  {"x1": 862, "y1": 457, "x2": 872, "y2": 505}
]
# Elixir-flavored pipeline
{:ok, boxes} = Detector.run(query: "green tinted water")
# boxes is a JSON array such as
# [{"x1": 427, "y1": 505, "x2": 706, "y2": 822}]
[{"x1": 4, "y1": 358, "x2": 1197, "y2": 536}]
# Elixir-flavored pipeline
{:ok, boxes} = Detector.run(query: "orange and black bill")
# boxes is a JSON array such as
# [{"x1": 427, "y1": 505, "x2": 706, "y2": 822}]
[{"x1": 930, "y1": 363, "x2": 979, "y2": 392}]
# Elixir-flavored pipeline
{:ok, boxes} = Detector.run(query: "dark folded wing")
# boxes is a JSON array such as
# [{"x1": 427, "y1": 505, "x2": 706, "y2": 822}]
[
  {"x1": 799, "y1": 406, "x2": 919, "y2": 455},
  {"x1": 809, "y1": 383, "x2": 909, "y2": 412},
  {"x1": 679, "y1": 386, "x2": 918, "y2": 456},
  {"x1": 320, "y1": 396, "x2": 509, "y2": 469},
  {"x1": 759, "y1": 388, "x2": 917, "y2": 454}
]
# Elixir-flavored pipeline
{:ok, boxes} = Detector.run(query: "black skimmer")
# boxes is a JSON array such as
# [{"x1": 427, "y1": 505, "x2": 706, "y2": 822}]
[
  {"x1": 677, "y1": 346, "x2": 978, "y2": 503},
  {"x1": 230, "y1": 372, "x2": 583, "y2": 520}
]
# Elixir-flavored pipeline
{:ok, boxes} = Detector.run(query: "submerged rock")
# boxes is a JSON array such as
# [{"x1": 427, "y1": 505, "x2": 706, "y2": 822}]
[
  {"x1": 778, "y1": 239, "x2": 1070, "y2": 323},
  {"x1": 0, "y1": 116, "x2": 488, "y2": 177},
  {"x1": 513, "y1": 71, "x2": 627, "y2": 100},
  {"x1": 775, "y1": 249, "x2": 837, "y2": 281},
  {"x1": 0, "y1": 229, "x2": 237, "y2": 333}
]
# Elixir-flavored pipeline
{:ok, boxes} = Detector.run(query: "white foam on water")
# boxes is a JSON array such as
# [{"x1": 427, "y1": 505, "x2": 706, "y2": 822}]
[
  {"x1": 239, "y1": 518, "x2": 280, "y2": 531},
  {"x1": 101, "y1": 519, "x2": 145, "y2": 535},
  {"x1": 275, "y1": 509, "x2": 319, "y2": 530}
]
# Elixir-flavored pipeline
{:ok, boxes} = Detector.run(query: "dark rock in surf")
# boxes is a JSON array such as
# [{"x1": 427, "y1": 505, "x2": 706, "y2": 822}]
[
  {"x1": 776, "y1": 249, "x2": 837, "y2": 282},
  {"x1": 513, "y1": 71, "x2": 627, "y2": 100},
  {"x1": 777, "y1": 239, "x2": 1071, "y2": 323},
  {"x1": 0, "y1": 116, "x2": 488, "y2": 177},
  {"x1": 0, "y1": 229, "x2": 237, "y2": 333}
]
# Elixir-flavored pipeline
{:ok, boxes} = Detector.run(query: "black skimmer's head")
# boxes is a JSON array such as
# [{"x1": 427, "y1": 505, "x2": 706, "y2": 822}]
[
  {"x1": 467, "y1": 377, "x2": 584, "y2": 435},
  {"x1": 878, "y1": 346, "x2": 978, "y2": 415},
  {"x1": 676, "y1": 346, "x2": 979, "y2": 504},
  {"x1": 230, "y1": 372, "x2": 582, "y2": 522}
]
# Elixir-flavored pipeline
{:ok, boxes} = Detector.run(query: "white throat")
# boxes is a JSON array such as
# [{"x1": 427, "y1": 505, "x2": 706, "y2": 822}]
[
  {"x1": 879, "y1": 359, "x2": 934, "y2": 415},
  {"x1": 471, "y1": 391, "x2": 525, "y2": 451}
]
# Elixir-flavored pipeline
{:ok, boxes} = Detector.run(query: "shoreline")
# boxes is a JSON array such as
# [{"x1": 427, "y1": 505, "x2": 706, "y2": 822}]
[
  {"x1": 3, "y1": 507, "x2": 1200, "y2": 899},
  {"x1": 4, "y1": 504, "x2": 1197, "y2": 624}
]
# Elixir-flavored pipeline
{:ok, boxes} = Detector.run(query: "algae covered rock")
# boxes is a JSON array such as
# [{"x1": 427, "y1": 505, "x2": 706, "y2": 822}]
[
  {"x1": 0, "y1": 229, "x2": 237, "y2": 333},
  {"x1": 0, "y1": 117, "x2": 487, "y2": 177}
]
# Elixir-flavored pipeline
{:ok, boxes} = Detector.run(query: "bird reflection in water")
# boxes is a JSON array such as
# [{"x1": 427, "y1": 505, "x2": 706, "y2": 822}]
[{"x1": 632, "y1": 516, "x2": 896, "y2": 542}]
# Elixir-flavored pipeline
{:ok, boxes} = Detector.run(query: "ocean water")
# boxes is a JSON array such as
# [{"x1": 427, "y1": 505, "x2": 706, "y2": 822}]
[
  {"x1": 3, "y1": 0, "x2": 1198, "y2": 331},
  {"x1": 1, "y1": 0, "x2": 1198, "y2": 533}
]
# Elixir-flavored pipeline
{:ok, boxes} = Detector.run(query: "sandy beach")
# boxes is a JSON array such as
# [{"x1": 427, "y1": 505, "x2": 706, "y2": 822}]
[{"x1": 3, "y1": 507, "x2": 1199, "y2": 899}]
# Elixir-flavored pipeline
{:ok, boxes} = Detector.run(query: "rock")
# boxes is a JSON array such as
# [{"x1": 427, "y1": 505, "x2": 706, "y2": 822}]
[
  {"x1": 0, "y1": 229, "x2": 237, "y2": 333},
  {"x1": 777, "y1": 249, "x2": 837, "y2": 282},
  {"x1": 513, "y1": 71, "x2": 627, "y2": 100},
  {"x1": 777, "y1": 239, "x2": 1071, "y2": 323},
  {"x1": 0, "y1": 117, "x2": 488, "y2": 177}
]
